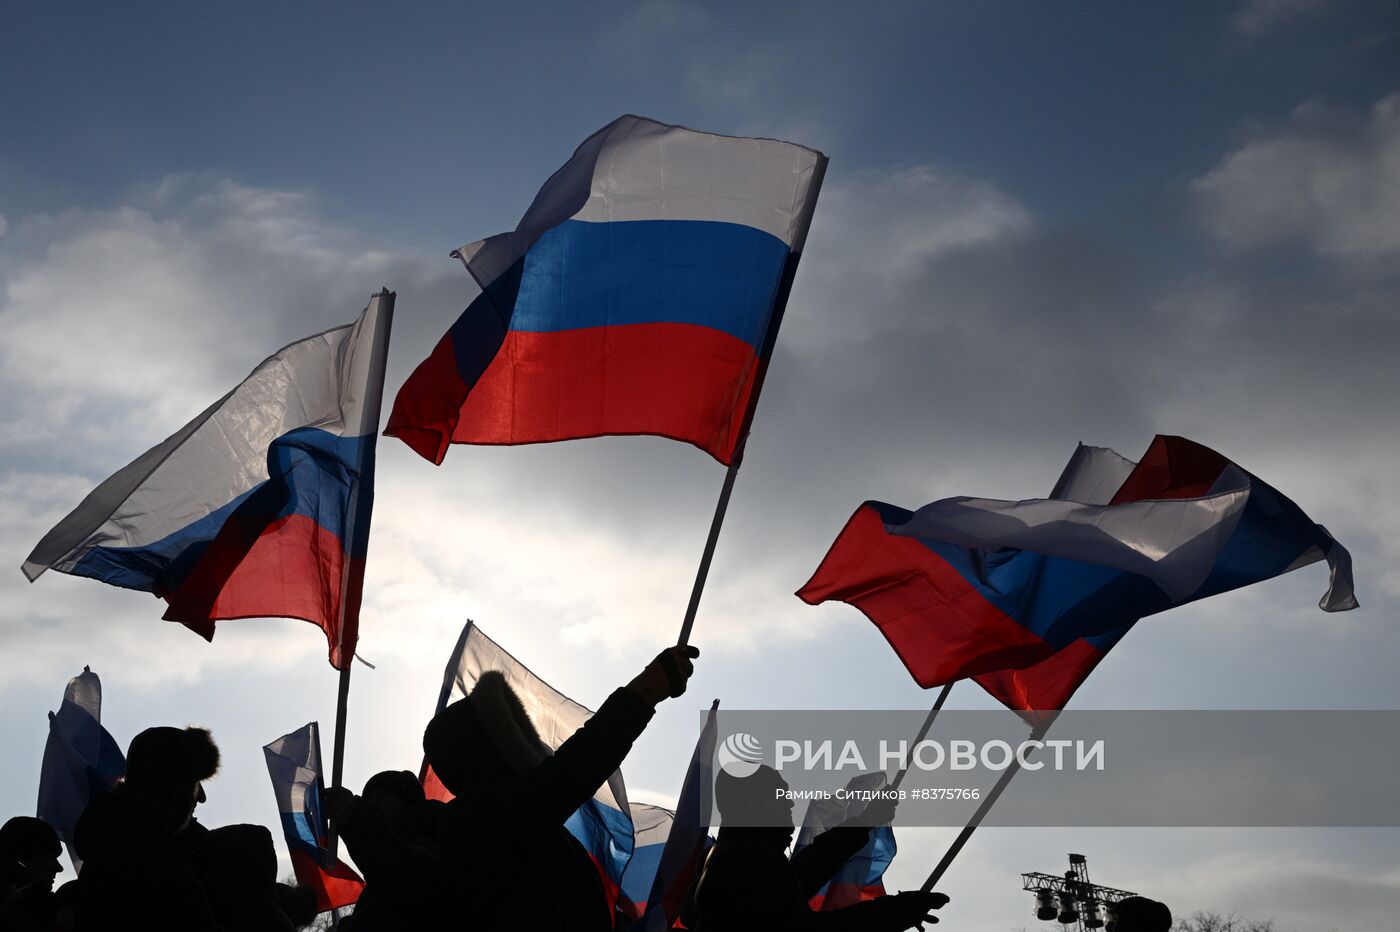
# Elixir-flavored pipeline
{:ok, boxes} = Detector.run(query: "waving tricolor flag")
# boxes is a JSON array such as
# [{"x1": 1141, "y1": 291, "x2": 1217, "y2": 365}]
[
  {"x1": 800, "y1": 435, "x2": 1357, "y2": 717},
  {"x1": 23, "y1": 292, "x2": 394, "y2": 669},
  {"x1": 36, "y1": 666, "x2": 124, "y2": 871},
  {"x1": 264, "y1": 721, "x2": 365, "y2": 912},
  {"x1": 386, "y1": 115, "x2": 827, "y2": 466},
  {"x1": 425, "y1": 621, "x2": 635, "y2": 916}
]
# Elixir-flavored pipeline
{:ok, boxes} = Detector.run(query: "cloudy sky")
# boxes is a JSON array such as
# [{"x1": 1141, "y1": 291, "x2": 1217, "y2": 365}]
[{"x1": 3, "y1": 1, "x2": 1399, "y2": 928}]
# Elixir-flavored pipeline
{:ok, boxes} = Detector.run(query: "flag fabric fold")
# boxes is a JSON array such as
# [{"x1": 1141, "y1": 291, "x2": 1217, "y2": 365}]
[
  {"x1": 23, "y1": 292, "x2": 394, "y2": 669},
  {"x1": 386, "y1": 115, "x2": 827, "y2": 466},
  {"x1": 792, "y1": 772, "x2": 896, "y2": 911},
  {"x1": 36, "y1": 666, "x2": 124, "y2": 871},
  {"x1": 617, "y1": 802, "x2": 676, "y2": 922},
  {"x1": 424, "y1": 621, "x2": 635, "y2": 917},
  {"x1": 639, "y1": 699, "x2": 719, "y2": 931},
  {"x1": 263, "y1": 721, "x2": 365, "y2": 912},
  {"x1": 799, "y1": 435, "x2": 1356, "y2": 715}
]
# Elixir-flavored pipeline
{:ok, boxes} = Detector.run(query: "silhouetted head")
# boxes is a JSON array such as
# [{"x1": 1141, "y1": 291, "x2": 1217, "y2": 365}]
[
  {"x1": 0, "y1": 816, "x2": 62, "y2": 893},
  {"x1": 53, "y1": 878, "x2": 80, "y2": 926},
  {"x1": 274, "y1": 882, "x2": 319, "y2": 928},
  {"x1": 203, "y1": 824, "x2": 278, "y2": 917},
  {"x1": 123, "y1": 726, "x2": 220, "y2": 834},
  {"x1": 714, "y1": 765, "x2": 795, "y2": 836},
  {"x1": 1113, "y1": 896, "x2": 1172, "y2": 932},
  {"x1": 422, "y1": 672, "x2": 547, "y2": 797},
  {"x1": 363, "y1": 769, "x2": 425, "y2": 830}
]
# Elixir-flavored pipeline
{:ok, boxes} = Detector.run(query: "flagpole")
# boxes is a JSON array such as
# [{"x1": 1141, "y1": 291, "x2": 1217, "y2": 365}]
[
  {"x1": 677, "y1": 157, "x2": 828, "y2": 648},
  {"x1": 326, "y1": 664, "x2": 352, "y2": 932},
  {"x1": 330, "y1": 666, "x2": 353, "y2": 790},
  {"x1": 326, "y1": 642, "x2": 353, "y2": 932},
  {"x1": 889, "y1": 682, "x2": 955, "y2": 792},
  {"x1": 325, "y1": 290, "x2": 394, "y2": 869},
  {"x1": 676, "y1": 457, "x2": 742, "y2": 648},
  {"x1": 919, "y1": 720, "x2": 1052, "y2": 891},
  {"x1": 328, "y1": 672, "x2": 351, "y2": 927}
]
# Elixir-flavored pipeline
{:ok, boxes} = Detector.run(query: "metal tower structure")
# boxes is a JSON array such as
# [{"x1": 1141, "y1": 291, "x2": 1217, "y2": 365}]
[{"x1": 1022, "y1": 853, "x2": 1139, "y2": 932}]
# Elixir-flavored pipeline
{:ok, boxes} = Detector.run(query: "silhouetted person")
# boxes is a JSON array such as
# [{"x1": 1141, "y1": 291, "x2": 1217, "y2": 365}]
[
  {"x1": 0, "y1": 816, "x2": 63, "y2": 931},
  {"x1": 201, "y1": 824, "x2": 295, "y2": 932},
  {"x1": 74, "y1": 725, "x2": 221, "y2": 931},
  {"x1": 361, "y1": 769, "x2": 425, "y2": 832},
  {"x1": 325, "y1": 769, "x2": 436, "y2": 931},
  {"x1": 687, "y1": 766, "x2": 948, "y2": 931},
  {"x1": 52, "y1": 879, "x2": 80, "y2": 932},
  {"x1": 271, "y1": 882, "x2": 319, "y2": 930},
  {"x1": 175, "y1": 810, "x2": 311, "y2": 929},
  {"x1": 1112, "y1": 896, "x2": 1172, "y2": 932},
  {"x1": 328, "y1": 644, "x2": 699, "y2": 932}
]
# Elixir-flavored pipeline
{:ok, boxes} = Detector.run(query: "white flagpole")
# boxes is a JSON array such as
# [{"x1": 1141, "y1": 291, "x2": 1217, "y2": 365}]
[
  {"x1": 889, "y1": 682, "x2": 957, "y2": 792},
  {"x1": 920, "y1": 718, "x2": 1054, "y2": 891}
]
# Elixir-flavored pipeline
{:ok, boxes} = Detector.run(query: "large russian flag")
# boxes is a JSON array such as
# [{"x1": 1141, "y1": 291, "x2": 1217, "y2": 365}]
[
  {"x1": 799, "y1": 436, "x2": 1357, "y2": 716},
  {"x1": 424, "y1": 621, "x2": 636, "y2": 919},
  {"x1": 385, "y1": 115, "x2": 827, "y2": 466},
  {"x1": 263, "y1": 721, "x2": 365, "y2": 912},
  {"x1": 22, "y1": 292, "x2": 394, "y2": 670}
]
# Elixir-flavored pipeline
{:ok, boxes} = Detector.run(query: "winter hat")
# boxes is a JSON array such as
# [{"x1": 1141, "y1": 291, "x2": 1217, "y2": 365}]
[
  {"x1": 0, "y1": 817, "x2": 60, "y2": 861},
  {"x1": 125, "y1": 726, "x2": 220, "y2": 789},
  {"x1": 204, "y1": 824, "x2": 277, "y2": 898},
  {"x1": 203, "y1": 824, "x2": 280, "y2": 921},
  {"x1": 362, "y1": 770, "x2": 425, "y2": 806},
  {"x1": 422, "y1": 671, "x2": 548, "y2": 795}
]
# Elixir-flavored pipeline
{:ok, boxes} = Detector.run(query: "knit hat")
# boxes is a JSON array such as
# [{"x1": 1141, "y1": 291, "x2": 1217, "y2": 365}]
[{"x1": 422, "y1": 671, "x2": 548, "y2": 795}]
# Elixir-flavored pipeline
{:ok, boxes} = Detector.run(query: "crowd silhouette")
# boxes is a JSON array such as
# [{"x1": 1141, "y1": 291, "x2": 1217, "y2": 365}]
[{"x1": 1, "y1": 643, "x2": 1172, "y2": 931}]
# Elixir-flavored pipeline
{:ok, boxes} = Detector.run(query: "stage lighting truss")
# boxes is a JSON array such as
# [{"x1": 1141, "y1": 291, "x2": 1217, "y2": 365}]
[{"x1": 1023, "y1": 853, "x2": 1138, "y2": 932}]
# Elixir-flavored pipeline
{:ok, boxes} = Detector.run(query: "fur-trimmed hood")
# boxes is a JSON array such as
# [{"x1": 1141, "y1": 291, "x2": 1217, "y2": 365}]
[
  {"x1": 468, "y1": 671, "x2": 549, "y2": 774},
  {"x1": 423, "y1": 671, "x2": 549, "y2": 795},
  {"x1": 125, "y1": 725, "x2": 220, "y2": 788}
]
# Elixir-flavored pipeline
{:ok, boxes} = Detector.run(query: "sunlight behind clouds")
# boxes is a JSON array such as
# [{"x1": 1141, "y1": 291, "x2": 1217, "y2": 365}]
[
  {"x1": 3, "y1": 22, "x2": 1400, "y2": 915},
  {"x1": 1193, "y1": 94, "x2": 1400, "y2": 259}
]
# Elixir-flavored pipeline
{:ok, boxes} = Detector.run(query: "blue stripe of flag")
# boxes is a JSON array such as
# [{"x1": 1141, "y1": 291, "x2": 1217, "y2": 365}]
[
  {"x1": 70, "y1": 427, "x2": 374, "y2": 591},
  {"x1": 511, "y1": 219, "x2": 790, "y2": 349}
]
